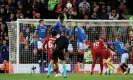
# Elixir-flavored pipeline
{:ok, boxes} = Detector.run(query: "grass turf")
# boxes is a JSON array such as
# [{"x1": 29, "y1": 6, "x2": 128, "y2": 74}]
[{"x1": 0, "y1": 73, "x2": 133, "y2": 80}]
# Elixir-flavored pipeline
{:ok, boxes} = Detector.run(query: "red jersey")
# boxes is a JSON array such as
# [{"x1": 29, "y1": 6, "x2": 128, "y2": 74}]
[
  {"x1": 92, "y1": 39, "x2": 105, "y2": 53},
  {"x1": 102, "y1": 49, "x2": 111, "y2": 59},
  {"x1": 43, "y1": 36, "x2": 56, "y2": 52},
  {"x1": 43, "y1": 36, "x2": 56, "y2": 61}
]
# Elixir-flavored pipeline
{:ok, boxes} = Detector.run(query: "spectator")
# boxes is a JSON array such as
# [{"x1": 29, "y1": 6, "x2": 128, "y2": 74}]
[
  {"x1": 91, "y1": 12, "x2": 98, "y2": 19},
  {"x1": 0, "y1": 22, "x2": 8, "y2": 40},
  {"x1": 19, "y1": 32, "x2": 25, "y2": 44},
  {"x1": 8, "y1": 13, "x2": 16, "y2": 22},
  {"x1": 54, "y1": 0, "x2": 64, "y2": 13},
  {"x1": 1, "y1": 40, "x2": 9, "y2": 61},
  {"x1": 109, "y1": 9, "x2": 119, "y2": 20},
  {"x1": 79, "y1": 0, "x2": 90, "y2": 12},
  {"x1": 67, "y1": 7, "x2": 77, "y2": 19},
  {"x1": 118, "y1": 2, "x2": 129, "y2": 19},
  {"x1": 99, "y1": 9, "x2": 109, "y2": 19},
  {"x1": 107, "y1": 5, "x2": 111, "y2": 15},
  {"x1": 0, "y1": 6, "x2": 6, "y2": 20},
  {"x1": 79, "y1": 7, "x2": 88, "y2": 19},
  {"x1": 0, "y1": 60, "x2": 13, "y2": 73},
  {"x1": 84, "y1": 14, "x2": 89, "y2": 19}
]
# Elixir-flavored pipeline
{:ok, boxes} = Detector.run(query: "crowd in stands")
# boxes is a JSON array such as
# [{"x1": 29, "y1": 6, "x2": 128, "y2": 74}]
[{"x1": 0, "y1": 0, "x2": 133, "y2": 63}]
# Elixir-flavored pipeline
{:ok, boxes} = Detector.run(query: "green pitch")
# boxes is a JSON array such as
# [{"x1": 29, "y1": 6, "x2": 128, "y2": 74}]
[{"x1": 0, "y1": 73, "x2": 133, "y2": 80}]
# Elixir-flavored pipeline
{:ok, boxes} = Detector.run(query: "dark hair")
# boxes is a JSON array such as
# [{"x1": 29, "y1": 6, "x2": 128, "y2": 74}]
[
  {"x1": 39, "y1": 19, "x2": 43, "y2": 23},
  {"x1": 59, "y1": 15, "x2": 64, "y2": 20},
  {"x1": 51, "y1": 31, "x2": 57, "y2": 36},
  {"x1": 94, "y1": 34, "x2": 99, "y2": 40},
  {"x1": 116, "y1": 37, "x2": 121, "y2": 41}
]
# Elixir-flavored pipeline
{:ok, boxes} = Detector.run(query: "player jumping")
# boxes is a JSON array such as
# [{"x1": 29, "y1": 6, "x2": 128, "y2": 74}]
[
  {"x1": 62, "y1": 21, "x2": 74, "y2": 62},
  {"x1": 75, "y1": 22, "x2": 86, "y2": 72}
]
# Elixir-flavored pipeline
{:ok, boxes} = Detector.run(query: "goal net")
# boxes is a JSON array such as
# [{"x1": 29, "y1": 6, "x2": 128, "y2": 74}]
[{"x1": 7, "y1": 19, "x2": 133, "y2": 73}]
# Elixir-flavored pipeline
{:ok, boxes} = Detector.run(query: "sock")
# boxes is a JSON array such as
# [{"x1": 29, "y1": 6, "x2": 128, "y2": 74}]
[
  {"x1": 103, "y1": 63, "x2": 108, "y2": 70},
  {"x1": 120, "y1": 65, "x2": 126, "y2": 73},
  {"x1": 91, "y1": 63, "x2": 95, "y2": 73},
  {"x1": 107, "y1": 64, "x2": 114, "y2": 71},
  {"x1": 42, "y1": 52, "x2": 46, "y2": 61},
  {"x1": 100, "y1": 62, "x2": 103, "y2": 74},
  {"x1": 80, "y1": 54, "x2": 84, "y2": 63},
  {"x1": 77, "y1": 53, "x2": 81, "y2": 62},
  {"x1": 55, "y1": 68, "x2": 59, "y2": 74},
  {"x1": 48, "y1": 64, "x2": 52, "y2": 75},
  {"x1": 63, "y1": 64, "x2": 67, "y2": 77},
  {"x1": 123, "y1": 63, "x2": 128, "y2": 68},
  {"x1": 106, "y1": 58, "x2": 115, "y2": 69}
]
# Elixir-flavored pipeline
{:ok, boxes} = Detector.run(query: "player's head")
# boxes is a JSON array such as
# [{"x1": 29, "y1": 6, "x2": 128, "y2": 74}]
[
  {"x1": 78, "y1": 22, "x2": 83, "y2": 27},
  {"x1": 59, "y1": 15, "x2": 64, "y2": 23},
  {"x1": 129, "y1": 29, "x2": 133, "y2": 37},
  {"x1": 94, "y1": 34, "x2": 99, "y2": 40},
  {"x1": 51, "y1": 31, "x2": 57, "y2": 37},
  {"x1": 66, "y1": 21, "x2": 72, "y2": 28},
  {"x1": 115, "y1": 37, "x2": 121, "y2": 42},
  {"x1": 39, "y1": 19, "x2": 44, "y2": 25},
  {"x1": 2, "y1": 39, "x2": 6, "y2": 45}
]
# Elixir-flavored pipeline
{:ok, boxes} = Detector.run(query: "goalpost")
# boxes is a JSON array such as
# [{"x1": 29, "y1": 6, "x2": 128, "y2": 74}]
[{"x1": 7, "y1": 19, "x2": 133, "y2": 73}]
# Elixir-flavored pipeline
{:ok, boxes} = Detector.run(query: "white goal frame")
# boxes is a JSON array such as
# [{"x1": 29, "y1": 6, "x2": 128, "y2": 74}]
[{"x1": 8, "y1": 19, "x2": 133, "y2": 73}]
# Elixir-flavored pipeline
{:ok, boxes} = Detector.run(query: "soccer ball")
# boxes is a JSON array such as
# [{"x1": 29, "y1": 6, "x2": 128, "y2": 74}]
[{"x1": 66, "y1": 3, "x2": 72, "y2": 8}]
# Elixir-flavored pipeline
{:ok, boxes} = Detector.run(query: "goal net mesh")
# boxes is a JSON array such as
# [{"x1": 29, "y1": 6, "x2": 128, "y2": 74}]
[{"x1": 7, "y1": 19, "x2": 133, "y2": 73}]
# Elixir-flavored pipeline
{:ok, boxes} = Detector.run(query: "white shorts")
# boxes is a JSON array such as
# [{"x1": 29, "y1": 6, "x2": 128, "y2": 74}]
[
  {"x1": 77, "y1": 42, "x2": 86, "y2": 50},
  {"x1": 121, "y1": 53, "x2": 129, "y2": 63},
  {"x1": 68, "y1": 43, "x2": 73, "y2": 51},
  {"x1": 37, "y1": 41, "x2": 43, "y2": 49}
]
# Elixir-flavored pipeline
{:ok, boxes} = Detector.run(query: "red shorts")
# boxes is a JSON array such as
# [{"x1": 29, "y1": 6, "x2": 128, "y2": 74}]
[
  {"x1": 102, "y1": 49, "x2": 110, "y2": 59},
  {"x1": 92, "y1": 52, "x2": 103, "y2": 61},
  {"x1": 48, "y1": 50, "x2": 52, "y2": 61}
]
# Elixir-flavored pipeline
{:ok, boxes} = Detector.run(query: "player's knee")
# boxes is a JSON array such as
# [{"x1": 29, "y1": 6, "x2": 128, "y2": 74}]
[
  {"x1": 62, "y1": 60, "x2": 65, "y2": 64},
  {"x1": 93, "y1": 60, "x2": 96, "y2": 64},
  {"x1": 50, "y1": 60, "x2": 54, "y2": 64},
  {"x1": 119, "y1": 63, "x2": 123, "y2": 66},
  {"x1": 103, "y1": 59, "x2": 106, "y2": 63}
]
